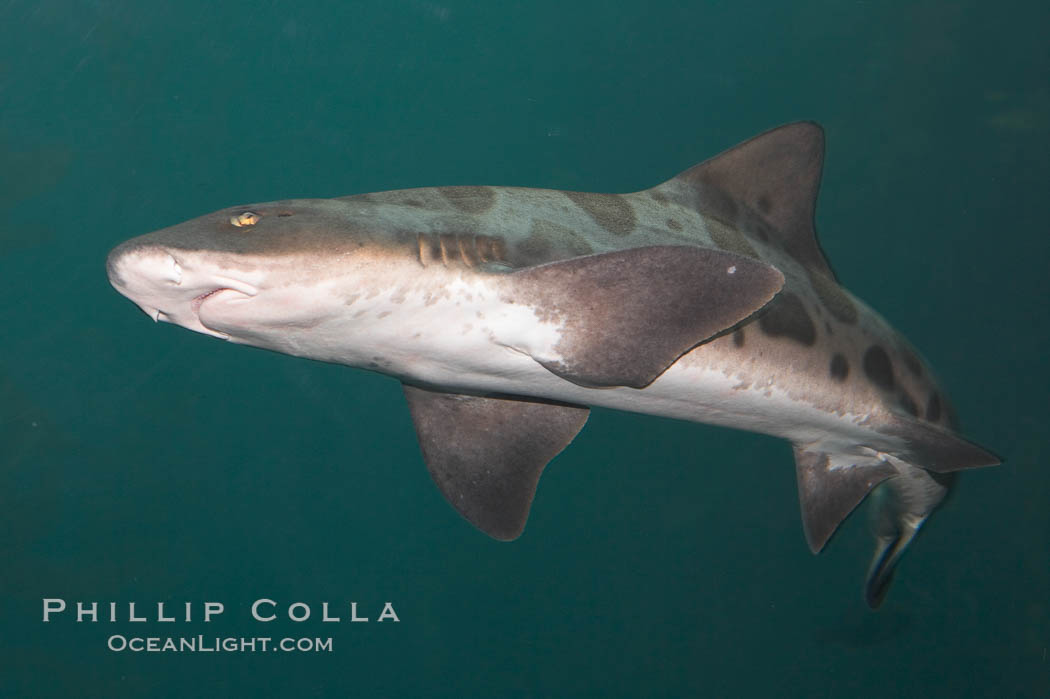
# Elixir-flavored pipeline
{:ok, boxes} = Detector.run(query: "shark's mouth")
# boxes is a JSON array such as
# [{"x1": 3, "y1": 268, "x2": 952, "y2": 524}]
[
  {"x1": 190, "y1": 287, "x2": 233, "y2": 315},
  {"x1": 190, "y1": 274, "x2": 260, "y2": 313},
  {"x1": 193, "y1": 284, "x2": 259, "y2": 339},
  {"x1": 193, "y1": 286, "x2": 256, "y2": 319}
]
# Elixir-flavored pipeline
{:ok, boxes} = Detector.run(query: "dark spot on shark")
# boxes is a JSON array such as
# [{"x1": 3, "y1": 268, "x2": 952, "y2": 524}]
[
  {"x1": 667, "y1": 218, "x2": 682, "y2": 231},
  {"x1": 733, "y1": 329, "x2": 745, "y2": 347},
  {"x1": 926, "y1": 391, "x2": 942, "y2": 423},
  {"x1": 757, "y1": 195, "x2": 772, "y2": 214},
  {"x1": 564, "y1": 191, "x2": 636, "y2": 236},
  {"x1": 863, "y1": 345, "x2": 895, "y2": 390},
  {"x1": 516, "y1": 219, "x2": 593, "y2": 266},
  {"x1": 807, "y1": 270, "x2": 858, "y2": 324},
  {"x1": 704, "y1": 187, "x2": 739, "y2": 221},
  {"x1": 738, "y1": 208, "x2": 773, "y2": 242},
  {"x1": 518, "y1": 228, "x2": 553, "y2": 266},
  {"x1": 825, "y1": 320, "x2": 834, "y2": 335},
  {"x1": 439, "y1": 186, "x2": 496, "y2": 214},
  {"x1": 898, "y1": 391, "x2": 919, "y2": 418},
  {"x1": 830, "y1": 354, "x2": 849, "y2": 381},
  {"x1": 649, "y1": 190, "x2": 668, "y2": 203},
  {"x1": 356, "y1": 189, "x2": 452, "y2": 210},
  {"x1": 707, "y1": 218, "x2": 758, "y2": 259},
  {"x1": 758, "y1": 292, "x2": 816, "y2": 346}
]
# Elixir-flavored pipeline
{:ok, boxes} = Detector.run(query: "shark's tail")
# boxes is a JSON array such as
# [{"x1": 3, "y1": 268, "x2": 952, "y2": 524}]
[
  {"x1": 794, "y1": 415, "x2": 998, "y2": 608},
  {"x1": 861, "y1": 415, "x2": 998, "y2": 607},
  {"x1": 863, "y1": 467, "x2": 955, "y2": 608}
]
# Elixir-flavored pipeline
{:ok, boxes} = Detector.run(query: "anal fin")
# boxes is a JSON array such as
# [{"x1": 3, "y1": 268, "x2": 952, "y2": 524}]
[
  {"x1": 794, "y1": 447, "x2": 895, "y2": 553},
  {"x1": 402, "y1": 384, "x2": 589, "y2": 540}
]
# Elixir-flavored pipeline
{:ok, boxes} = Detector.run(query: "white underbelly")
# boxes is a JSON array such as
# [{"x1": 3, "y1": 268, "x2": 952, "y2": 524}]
[
  {"x1": 265, "y1": 275, "x2": 884, "y2": 454},
  {"x1": 382, "y1": 335, "x2": 880, "y2": 453}
]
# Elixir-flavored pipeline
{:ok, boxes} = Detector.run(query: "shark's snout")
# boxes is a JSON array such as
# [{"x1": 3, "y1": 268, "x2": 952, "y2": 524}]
[
  {"x1": 107, "y1": 246, "x2": 181, "y2": 290},
  {"x1": 106, "y1": 242, "x2": 183, "y2": 320},
  {"x1": 106, "y1": 240, "x2": 258, "y2": 338}
]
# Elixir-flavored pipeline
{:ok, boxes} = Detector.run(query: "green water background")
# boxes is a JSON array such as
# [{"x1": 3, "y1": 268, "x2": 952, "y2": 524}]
[{"x1": 1, "y1": 1, "x2": 1047, "y2": 696}]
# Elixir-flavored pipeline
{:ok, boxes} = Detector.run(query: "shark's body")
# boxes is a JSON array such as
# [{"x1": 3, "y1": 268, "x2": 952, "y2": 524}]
[{"x1": 107, "y1": 123, "x2": 998, "y2": 606}]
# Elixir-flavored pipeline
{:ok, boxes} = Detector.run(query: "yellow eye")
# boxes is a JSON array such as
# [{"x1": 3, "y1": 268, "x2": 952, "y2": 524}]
[{"x1": 230, "y1": 211, "x2": 260, "y2": 227}]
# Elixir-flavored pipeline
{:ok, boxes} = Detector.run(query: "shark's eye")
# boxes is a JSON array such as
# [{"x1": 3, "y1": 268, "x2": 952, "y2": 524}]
[{"x1": 230, "y1": 211, "x2": 260, "y2": 227}]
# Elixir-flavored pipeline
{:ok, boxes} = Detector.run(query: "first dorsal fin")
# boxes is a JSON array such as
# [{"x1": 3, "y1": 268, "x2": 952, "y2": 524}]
[{"x1": 652, "y1": 122, "x2": 835, "y2": 280}]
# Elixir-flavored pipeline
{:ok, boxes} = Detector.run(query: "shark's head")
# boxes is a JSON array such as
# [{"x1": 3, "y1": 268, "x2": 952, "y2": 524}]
[{"x1": 106, "y1": 198, "x2": 413, "y2": 346}]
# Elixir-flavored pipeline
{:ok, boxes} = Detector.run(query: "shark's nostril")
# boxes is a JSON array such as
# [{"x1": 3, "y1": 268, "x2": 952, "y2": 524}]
[{"x1": 169, "y1": 255, "x2": 183, "y2": 285}]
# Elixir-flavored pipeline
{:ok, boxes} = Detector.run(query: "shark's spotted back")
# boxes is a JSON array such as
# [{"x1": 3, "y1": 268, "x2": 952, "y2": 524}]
[{"x1": 106, "y1": 122, "x2": 998, "y2": 608}]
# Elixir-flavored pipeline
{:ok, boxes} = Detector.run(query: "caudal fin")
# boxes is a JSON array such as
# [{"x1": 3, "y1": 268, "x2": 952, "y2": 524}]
[{"x1": 863, "y1": 470, "x2": 956, "y2": 608}]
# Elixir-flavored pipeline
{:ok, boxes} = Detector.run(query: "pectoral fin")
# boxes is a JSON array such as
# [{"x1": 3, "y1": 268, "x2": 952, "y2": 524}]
[
  {"x1": 508, "y1": 245, "x2": 784, "y2": 388},
  {"x1": 403, "y1": 384, "x2": 589, "y2": 540}
]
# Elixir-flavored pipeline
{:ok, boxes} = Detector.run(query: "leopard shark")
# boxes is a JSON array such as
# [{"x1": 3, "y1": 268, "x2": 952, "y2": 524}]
[{"x1": 106, "y1": 122, "x2": 998, "y2": 607}]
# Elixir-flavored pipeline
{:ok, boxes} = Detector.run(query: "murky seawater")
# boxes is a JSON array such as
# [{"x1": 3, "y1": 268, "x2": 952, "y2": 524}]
[{"x1": 1, "y1": 1, "x2": 1046, "y2": 696}]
